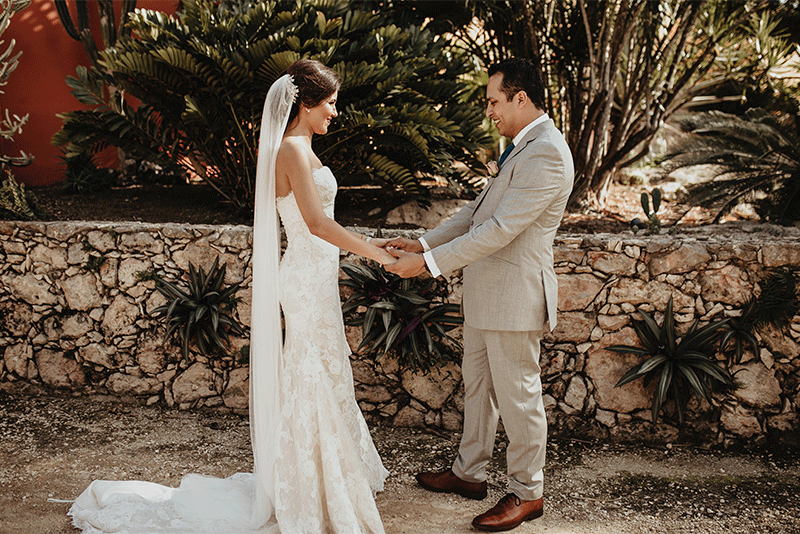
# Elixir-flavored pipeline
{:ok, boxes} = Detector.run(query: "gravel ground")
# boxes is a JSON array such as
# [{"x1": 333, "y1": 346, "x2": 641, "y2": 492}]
[{"x1": 1, "y1": 392, "x2": 798, "y2": 534}]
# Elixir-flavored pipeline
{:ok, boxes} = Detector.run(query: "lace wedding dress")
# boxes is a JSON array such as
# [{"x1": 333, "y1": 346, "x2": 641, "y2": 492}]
[
  {"x1": 68, "y1": 166, "x2": 388, "y2": 533},
  {"x1": 272, "y1": 166, "x2": 387, "y2": 533}
]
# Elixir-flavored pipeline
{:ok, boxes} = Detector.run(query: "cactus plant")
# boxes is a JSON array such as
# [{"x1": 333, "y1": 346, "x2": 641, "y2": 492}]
[
  {"x1": 55, "y1": 0, "x2": 137, "y2": 171},
  {"x1": 637, "y1": 187, "x2": 663, "y2": 235},
  {"x1": 54, "y1": 0, "x2": 137, "y2": 68}
]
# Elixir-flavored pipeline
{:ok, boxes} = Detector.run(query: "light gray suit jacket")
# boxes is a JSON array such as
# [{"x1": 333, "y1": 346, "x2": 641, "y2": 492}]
[{"x1": 423, "y1": 119, "x2": 574, "y2": 332}]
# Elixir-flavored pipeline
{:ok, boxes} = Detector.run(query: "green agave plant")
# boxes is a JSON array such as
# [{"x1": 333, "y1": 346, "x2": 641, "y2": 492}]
[
  {"x1": 340, "y1": 262, "x2": 463, "y2": 374},
  {"x1": 608, "y1": 295, "x2": 736, "y2": 425},
  {"x1": 52, "y1": 0, "x2": 492, "y2": 211},
  {"x1": 152, "y1": 257, "x2": 245, "y2": 362},
  {"x1": 717, "y1": 267, "x2": 800, "y2": 365}
]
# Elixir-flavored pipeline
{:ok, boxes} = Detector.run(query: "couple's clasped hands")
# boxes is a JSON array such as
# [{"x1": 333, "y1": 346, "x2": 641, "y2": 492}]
[{"x1": 373, "y1": 237, "x2": 428, "y2": 278}]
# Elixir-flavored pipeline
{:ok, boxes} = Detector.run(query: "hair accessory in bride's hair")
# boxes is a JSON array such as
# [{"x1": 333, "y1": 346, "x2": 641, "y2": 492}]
[{"x1": 287, "y1": 75, "x2": 298, "y2": 103}]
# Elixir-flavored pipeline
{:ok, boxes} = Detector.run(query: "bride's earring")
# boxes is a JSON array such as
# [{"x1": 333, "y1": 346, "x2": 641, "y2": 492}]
[{"x1": 306, "y1": 108, "x2": 311, "y2": 113}]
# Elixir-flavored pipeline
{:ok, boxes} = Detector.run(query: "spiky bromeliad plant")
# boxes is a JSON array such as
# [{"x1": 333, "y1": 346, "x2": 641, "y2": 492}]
[
  {"x1": 340, "y1": 262, "x2": 463, "y2": 374},
  {"x1": 718, "y1": 267, "x2": 800, "y2": 364},
  {"x1": 718, "y1": 297, "x2": 760, "y2": 365},
  {"x1": 608, "y1": 296, "x2": 737, "y2": 425},
  {"x1": 152, "y1": 258, "x2": 244, "y2": 362},
  {"x1": 52, "y1": 0, "x2": 492, "y2": 210}
]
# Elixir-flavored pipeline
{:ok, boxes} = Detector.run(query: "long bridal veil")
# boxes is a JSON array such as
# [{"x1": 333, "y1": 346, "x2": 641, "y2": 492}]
[
  {"x1": 68, "y1": 76, "x2": 296, "y2": 534},
  {"x1": 249, "y1": 73, "x2": 297, "y2": 528}
]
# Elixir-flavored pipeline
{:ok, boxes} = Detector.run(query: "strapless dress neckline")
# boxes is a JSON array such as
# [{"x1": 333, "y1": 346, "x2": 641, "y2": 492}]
[{"x1": 277, "y1": 167, "x2": 331, "y2": 202}]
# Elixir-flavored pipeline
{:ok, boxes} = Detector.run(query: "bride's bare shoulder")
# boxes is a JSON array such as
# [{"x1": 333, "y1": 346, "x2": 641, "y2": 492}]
[{"x1": 277, "y1": 137, "x2": 306, "y2": 161}]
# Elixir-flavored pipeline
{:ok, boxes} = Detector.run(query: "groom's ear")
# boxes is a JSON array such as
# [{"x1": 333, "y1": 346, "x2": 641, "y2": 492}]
[{"x1": 515, "y1": 90, "x2": 529, "y2": 108}]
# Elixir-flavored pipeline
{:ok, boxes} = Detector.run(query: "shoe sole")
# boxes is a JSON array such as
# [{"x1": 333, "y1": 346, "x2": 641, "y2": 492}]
[
  {"x1": 416, "y1": 477, "x2": 487, "y2": 500},
  {"x1": 471, "y1": 508, "x2": 544, "y2": 532}
]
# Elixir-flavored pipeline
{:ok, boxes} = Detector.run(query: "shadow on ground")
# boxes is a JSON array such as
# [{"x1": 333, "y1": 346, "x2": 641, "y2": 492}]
[{"x1": 1, "y1": 393, "x2": 798, "y2": 534}]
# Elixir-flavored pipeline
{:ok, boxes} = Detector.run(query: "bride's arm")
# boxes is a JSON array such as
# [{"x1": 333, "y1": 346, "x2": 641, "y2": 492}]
[{"x1": 276, "y1": 144, "x2": 396, "y2": 266}]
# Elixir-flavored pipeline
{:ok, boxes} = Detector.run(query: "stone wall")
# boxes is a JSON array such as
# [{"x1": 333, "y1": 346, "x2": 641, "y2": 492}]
[
  {"x1": 544, "y1": 225, "x2": 800, "y2": 445},
  {"x1": 1, "y1": 220, "x2": 798, "y2": 445}
]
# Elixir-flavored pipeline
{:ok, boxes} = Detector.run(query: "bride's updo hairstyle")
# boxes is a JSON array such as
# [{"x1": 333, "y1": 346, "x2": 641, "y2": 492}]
[{"x1": 287, "y1": 59, "x2": 341, "y2": 122}]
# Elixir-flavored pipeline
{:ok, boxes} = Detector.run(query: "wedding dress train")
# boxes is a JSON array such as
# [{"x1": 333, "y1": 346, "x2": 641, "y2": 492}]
[{"x1": 69, "y1": 166, "x2": 387, "y2": 534}]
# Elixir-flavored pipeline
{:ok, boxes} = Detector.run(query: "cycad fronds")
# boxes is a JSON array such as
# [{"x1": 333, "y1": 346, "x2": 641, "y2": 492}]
[
  {"x1": 53, "y1": 0, "x2": 490, "y2": 210},
  {"x1": 665, "y1": 108, "x2": 800, "y2": 223}
]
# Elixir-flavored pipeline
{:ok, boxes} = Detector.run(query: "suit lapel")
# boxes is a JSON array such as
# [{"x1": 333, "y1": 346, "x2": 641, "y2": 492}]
[{"x1": 472, "y1": 119, "x2": 554, "y2": 214}]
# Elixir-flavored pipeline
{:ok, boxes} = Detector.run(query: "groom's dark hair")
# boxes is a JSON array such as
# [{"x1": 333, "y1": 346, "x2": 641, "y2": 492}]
[
  {"x1": 287, "y1": 59, "x2": 341, "y2": 122},
  {"x1": 488, "y1": 58, "x2": 546, "y2": 112}
]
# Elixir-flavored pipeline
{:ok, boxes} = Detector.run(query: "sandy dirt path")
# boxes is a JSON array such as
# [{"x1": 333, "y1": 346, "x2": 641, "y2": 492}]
[{"x1": 1, "y1": 393, "x2": 798, "y2": 534}]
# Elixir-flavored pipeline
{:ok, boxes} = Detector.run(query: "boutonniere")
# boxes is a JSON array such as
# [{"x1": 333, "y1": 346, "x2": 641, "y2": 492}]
[{"x1": 486, "y1": 160, "x2": 499, "y2": 178}]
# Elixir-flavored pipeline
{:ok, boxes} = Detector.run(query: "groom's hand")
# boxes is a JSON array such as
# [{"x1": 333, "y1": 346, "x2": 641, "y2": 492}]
[
  {"x1": 384, "y1": 248, "x2": 428, "y2": 278},
  {"x1": 384, "y1": 237, "x2": 424, "y2": 254}
]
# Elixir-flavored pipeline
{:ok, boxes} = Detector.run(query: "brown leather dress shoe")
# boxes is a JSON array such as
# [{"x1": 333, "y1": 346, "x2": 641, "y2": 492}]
[
  {"x1": 415, "y1": 469, "x2": 488, "y2": 500},
  {"x1": 472, "y1": 493, "x2": 543, "y2": 532}
]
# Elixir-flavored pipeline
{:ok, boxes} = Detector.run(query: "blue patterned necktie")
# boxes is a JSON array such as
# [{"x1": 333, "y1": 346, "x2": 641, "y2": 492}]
[{"x1": 498, "y1": 142, "x2": 515, "y2": 168}]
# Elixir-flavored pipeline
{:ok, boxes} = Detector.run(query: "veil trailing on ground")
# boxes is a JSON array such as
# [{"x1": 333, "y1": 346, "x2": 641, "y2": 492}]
[{"x1": 249, "y1": 73, "x2": 297, "y2": 528}]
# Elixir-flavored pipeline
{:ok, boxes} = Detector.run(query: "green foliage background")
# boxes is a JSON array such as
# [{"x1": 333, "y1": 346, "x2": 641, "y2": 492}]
[
  {"x1": 665, "y1": 108, "x2": 800, "y2": 223},
  {"x1": 52, "y1": 0, "x2": 493, "y2": 212}
]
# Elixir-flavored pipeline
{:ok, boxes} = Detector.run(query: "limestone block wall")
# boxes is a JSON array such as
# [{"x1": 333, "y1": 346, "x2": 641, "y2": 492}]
[
  {"x1": 544, "y1": 226, "x2": 800, "y2": 444},
  {"x1": 1, "y1": 220, "x2": 798, "y2": 444}
]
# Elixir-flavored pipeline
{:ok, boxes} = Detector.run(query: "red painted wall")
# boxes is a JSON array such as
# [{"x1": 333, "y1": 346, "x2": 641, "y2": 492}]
[{"x1": 0, "y1": 0, "x2": 179, "y2": 186}]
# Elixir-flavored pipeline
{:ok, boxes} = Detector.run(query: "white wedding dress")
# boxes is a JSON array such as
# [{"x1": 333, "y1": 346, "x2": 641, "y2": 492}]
[{"x1": 68, "y1": 166, "x2": 388, "y2": 534}]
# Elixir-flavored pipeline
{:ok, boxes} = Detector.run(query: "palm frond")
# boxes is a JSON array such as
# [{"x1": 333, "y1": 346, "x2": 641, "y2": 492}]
[
  {"x1": 666, "y1": 109, "x2": 800, "y2": 223},
  {"x1": 53, "y1": 0, "x2": 491, "y2": 209}
]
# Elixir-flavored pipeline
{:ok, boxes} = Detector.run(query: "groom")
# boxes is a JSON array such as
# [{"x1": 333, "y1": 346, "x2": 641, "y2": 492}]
[{"x1": 384, "y1": 57, "x2": 574, "y2": 532}]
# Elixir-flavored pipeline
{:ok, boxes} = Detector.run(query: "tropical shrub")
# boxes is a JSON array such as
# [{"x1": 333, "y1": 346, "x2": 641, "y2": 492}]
[
  {"x1": 608, "y1": 296, "x2": 737, "y2": 425},
  {"x1": 340, "y1": 261, "x2": 463, "y2": 374},
  {"x1": 52, "y1": 0, "x2": 492, "y2": 211},
  {"x1": 417, "y1": 0, "x2": 792, "y2": 210},
  {"x1": 151, "y1": 258, "x2": 245, "y2": 362},
  {"x1": 665, "y1": 108, "x2": 800, "y2": 223}
]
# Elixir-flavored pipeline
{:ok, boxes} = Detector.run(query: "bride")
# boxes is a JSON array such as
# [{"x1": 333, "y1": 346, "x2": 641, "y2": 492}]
[{"x1": 68, "y1": 59, "x2": 396, "y2": 533}]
